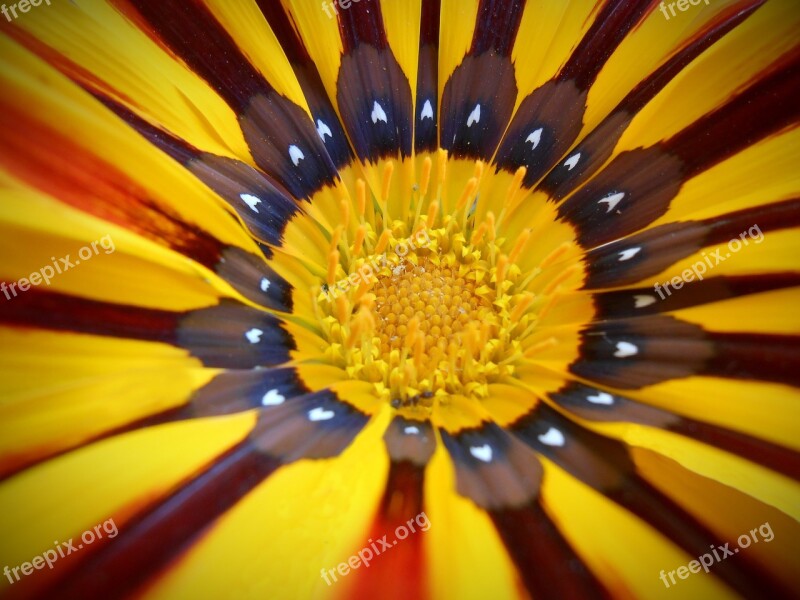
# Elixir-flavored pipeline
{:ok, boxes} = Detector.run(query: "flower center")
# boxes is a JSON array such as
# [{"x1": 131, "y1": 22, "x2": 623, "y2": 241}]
[{"x1": 311, "y1": 155, "x2": 573, "y2": 415}]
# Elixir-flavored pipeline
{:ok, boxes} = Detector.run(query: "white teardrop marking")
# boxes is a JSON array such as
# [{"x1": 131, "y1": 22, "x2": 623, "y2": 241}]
[
  {"x1": 316, "y1": 119, "x2": 332, "y2": 142},
  {"x1": 538, "y1": 427, "x2": 565, "y2": 447},
  {"x1": 563, "y1": 153, "x2": 581, "y2": 170},
  {"x1": 469, "y1": 444, "x2": 493, "y2": 462},
  {"x1": 618, "y1": 247, "x2": 641, "y2": 262},
  {"x1": 526, "y1": 127, "x2": 543, "y2": 149},
  {"x1": 261, "y1": 389, "x2": 285, "y2": 406},
  {"x1": 245, "y1": 328, "x2": 263, "y2": 344},
  {"x1": 240, "y1": 193, "x2": 261, "y2": 213},
  {"x1": 308, "y1": 407, "x2": 335, "y2": 421},
  {"x1": 466, "y1": 104, "x2": 481, "y2": 127},
  {"x1": 420, "y1": 99, "x2": 434, "y2": 121},
  {"x1": 598, "y1": 192, "x2": 625, "y2": 213},
  {"x1": 288, "y1": 145, "x2": 305, "y2": 166},
  {"x1": 613, "y1": 341, "x2": 639, "y2": 358},
  {"x1": 633, "y1": 295, "x2": 656, "y2": 308},
  {"x1": 371, "y1": 100, "x2": 388, "y2": 124},
  {"x1": 587, "y1": 392, "x2": 614, "y2": 405}
]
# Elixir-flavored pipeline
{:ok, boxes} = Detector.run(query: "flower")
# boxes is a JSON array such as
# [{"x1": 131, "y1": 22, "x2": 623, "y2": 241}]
[{"x1": 0, "y1": 0, "x2": 799, "y2": 598}]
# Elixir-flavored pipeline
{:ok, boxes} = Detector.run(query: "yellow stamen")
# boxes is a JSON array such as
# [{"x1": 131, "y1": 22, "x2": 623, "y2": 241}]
[
  {"x1": 540, "y1": 241, "x2": 572, "y2": 269},
  {"x1": 374, "y1": 229, "x2": 391, "y2": 255},
  {"x1": 510, "y1": 293, "x2": 535, "y2": 322},
  {"x1": 420, "y1": 156, "x2": 432, "y2": 198},
  {"x1": 381, "y1": 161, "x2": 395, "y2": 218},
  {"x1": 509, "y1": 229, "x2": 532, "y2": 264},
  {"x1": 426, "y1": 199, "x2": 439, "y2": 228},
  {"x1": 457, "y1": 177, "x2": 479, "y2": 210},
  {"x1": 542, "y1": 265, "x2": 579, "y2": 295},
  {"x1": 352, "y1": 224, "x2": 367, "y2": 256},
  {"x1": 327, "y1": 249, "x2": 340, "y2": 286},
  {"x1": 356, "y1": 178, "x2": 367, "y2": 220}
]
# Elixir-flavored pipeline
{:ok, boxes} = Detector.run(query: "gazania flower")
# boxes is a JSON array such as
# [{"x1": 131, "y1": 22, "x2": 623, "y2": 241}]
[{"x1": 1, "y1": 0, "x2": 798, "y2": 597}]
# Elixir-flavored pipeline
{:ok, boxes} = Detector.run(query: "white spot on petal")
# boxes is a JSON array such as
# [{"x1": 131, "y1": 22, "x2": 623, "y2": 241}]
[
  {"x1": 526, "y1": 127, "x2": 543, "y2": 149},
  {"x1": 308, "y1": 406, "x2": 335, "y2": 421},
  {"x1": 288, "y1": 145, "x2": 305, "y2": 166},
  {"x1": 633, "y1": 294, "x2": 656, "y2": 308},
  {"x1": 469, "y1": 444, "x2": 493, "y2": 462},
  {"x1": 614, "y1": 341, "x2": 639, "y2": 358},
  {"x1": 261, "y1": 389, "x2": 285, "y2": 406},
  {"x1": 466, "y1": 103, "x2": 481, "y2": 127},
  {"x1": 404, "y1": 425, "x2": 420, "y2": 435},
  {"x1": 587, "y1": 392, "x2": 614, "y2": 405},
  {"x1": 371, "y1": 100, "x2": 388, "y2": 124},
  {"x1": 563, "y1": 153, "x2": 581, "y2": 170},
  {"x1": 316, "y1": 119, "x2": 332, "y2": 142},
  {"x1": 538, "y1": 427, "x2": 565, "y2": 447},
  {"x1": 260, "y1": 278, "x2": 271, "y2": 292},
  {"x1": 598, "y1": 191, "x2": 625, "y2": 213},
  {"x1": 245, "y1": 328, "x2": 263, "y2": 344},
  {"x1": 240, "y1": 193, "x2": 261, "y2": 213},
  {"x1": 618, "y1": 247, "x2": 641, "y2": 262},
  {"x1": 420, "y1": 99, "x2": 434, "y2": 121}
]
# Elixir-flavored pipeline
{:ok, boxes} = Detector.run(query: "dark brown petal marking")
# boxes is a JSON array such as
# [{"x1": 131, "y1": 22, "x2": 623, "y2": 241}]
[
  {"x1": 556, "y1": 146, "x2": 685, "y2": 249},
  {"x1": 189, "y1": 154, "x2": 301, "y2": 249},
  {"x1": 492, "y1": 0, "x2": 650, "y2": 183},
  {"x1": 250, "y1": 390, "x2": 370, "y2": 461},
  {"x1": 470, "y1": 0, "x2": 525, "y2": 56},
  {"x1": 664, "y1": 49, "x2": 800, "y2": 178},
  {"x1": 176, "y1": 300, "x2": 295, "y2": 369},
  {"x1": 583, "y1": 198, "x2": 800, "y2": 289},
  {"x1": 214, "y1": 246, "x2": 292, "y2": 312},
  {"x1": 239, "y1": 94, "x2": 340, "y2": 200},
  {"x1": 570, "y1": 316, "x2": 714, "y2": 389},
  {"x1": 440, "y1": 52, "x2": 518, "y2": 160},
  {"x1": 188, "y1": 368, "x2": 311, "y2": 418},
  {"x1": 25, "y1": 441, "x2": 280, "y2": 600},
  {"x1": 704, "y1": 332, "x2": 800, "y2": 387},
  {"x1": 36, "y1": 394, "x2": 368, "y2": 599},
  {"x1": 0, "y1": 368, "x2": 313, "y2": 483},
  {"x1": 349, "y1": 459, "x2": 429, "y2": 599},
  {"x1": 558, "y1": 52, "x2": 800, "y2": 250},
  {"x1": 3, "y1": 99, "x2": 290, "y2": 310},
  {"x1": 332, "y1": 1, "x2": 413, "y2": 161},
  {"x1": 511, "y1": 404, "x2": 794, "y2": 599},
  {"x1": 0, "y1": 104, "x2": 222, "y2": 268},
  {"x1": 539, "y1": 1, "x2": 766, "y2": 199},
  {"x1": 555, "y1": 0, "x2": 652, "y2": 91},
  {"x1": 439, "y1": 423, "x2": 543, "y2": 510},
  {"x1": 255, "y1": 0, "x2": 354, "y2": 169},
  {"x1": 1, "y1": 294, "x2": 295, "y2": 370},
  {"x1": 438, "y1": 0, "x2": 525, "y2": 160},
  {"x1": 593, "y1": 273, "x2": 800, "y2": 320},
  {"x1": 492, "y1": 80, "x2": 587, "y2": 186},
  {"x1": 94, "y1": 94, "x2": 302, "y2": 255},
  {"x1": 124, "y1": 0, "x2": 338, "y2": 199},
  {"x1": 573, "y1": 314, "x2": 800, "y2": 389},
  {"x1": 0, "y1": 290, "x2": 180, "y2": 343},
  {"x1": 336, "y1": 44, "x2": 414, "y2": 161},
  {"x1": 550, "y1": 382, "x2": 800, "y2": 479},
  {"x1": 384, "y1": 417, "x2": 436, "y2": 466},
  {"x1": 415, "y1": 0, "x2": 441, "y2": 153},
  {"x1": 584, "y1": 221, "x2": 709, "y2": 290},
  {"x1": 490, "y1": 502, "x2": 612, "y2": 600},
  {"x1": 337, "y1": 0, "x2": 389, "y2": 51},
  {"x1": 112, "y1": 368, "x2": 313, "y2": 432},
  {"x1": 550, "y1": 382, "x2": 679, "y2": 428}
]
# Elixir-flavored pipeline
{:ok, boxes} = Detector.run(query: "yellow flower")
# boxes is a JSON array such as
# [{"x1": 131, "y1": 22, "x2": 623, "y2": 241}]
[{"x1": 0, "y1": 0, "x2": 799, "y2": 598}]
